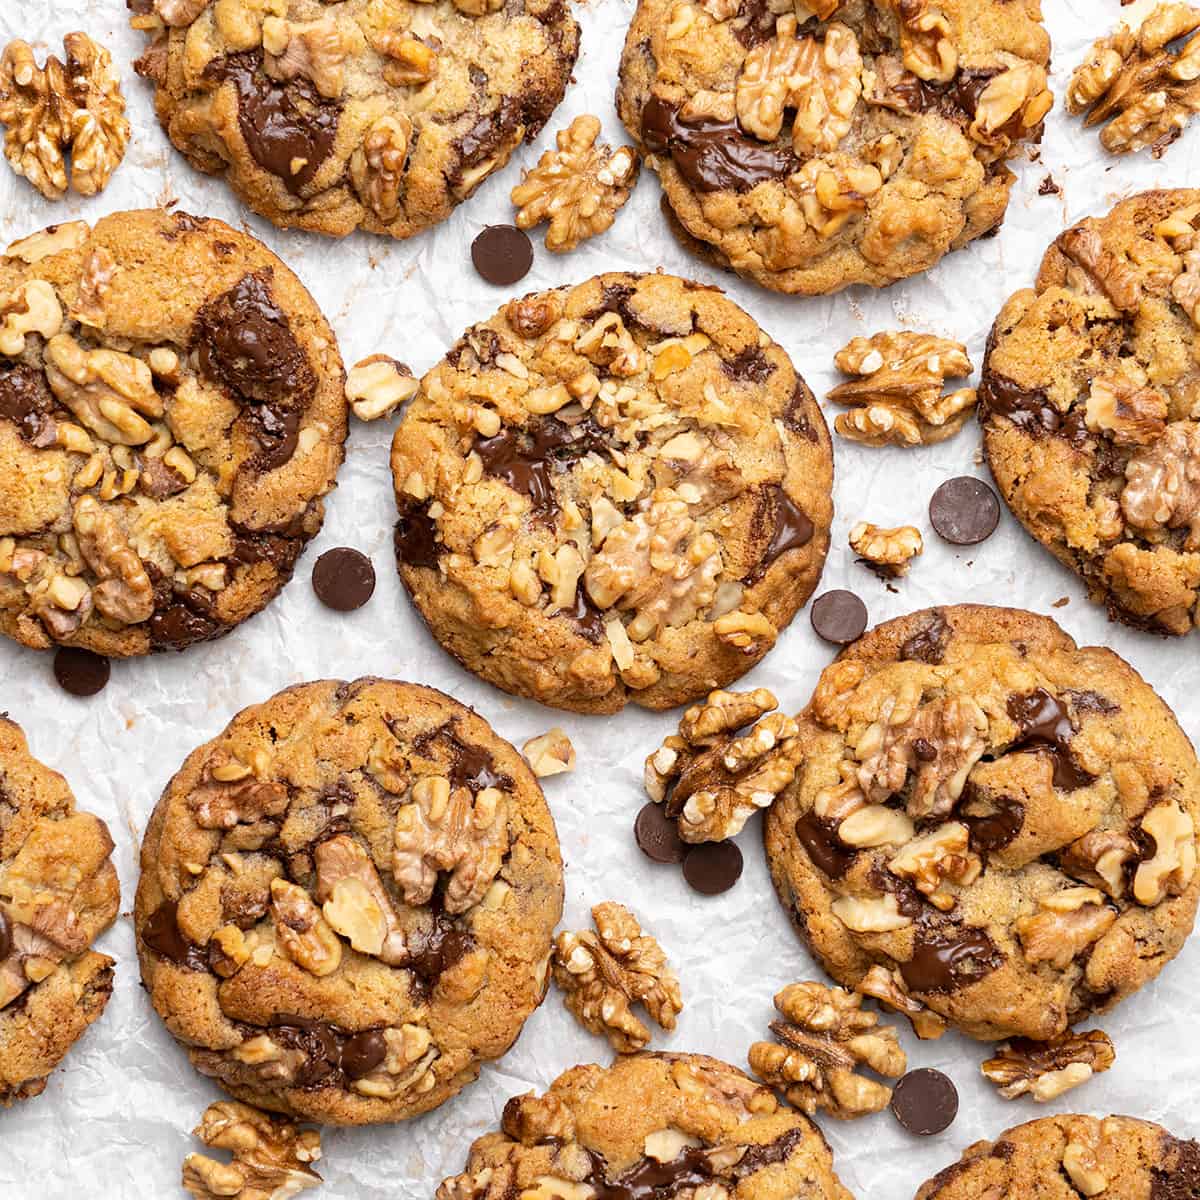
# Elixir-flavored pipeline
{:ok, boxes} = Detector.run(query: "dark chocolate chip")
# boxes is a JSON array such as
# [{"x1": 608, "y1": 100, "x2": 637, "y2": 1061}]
[
  {"x1": 810, "y1": 590, "x2": 868, "y2": 645},
  {"x1": 635, "y1": 802, "x2": 687, "y2": 865},
  {"x1": 890, "y1": 1068, "x2": 958, "y2": 1136},
  {"x1": 929, "y1": 477, "x2": 1000, "y2": 545},
  {"x1": 53, "y1": 647, "x2": 111, "y2": 697},
  {"x1": 312, "y1": 547, "x2": 376, "y2": 612},
  {"x1": 340, "y1": 1030, "x2": 388, "y2": 1079},
  {"x1": 0, "y1": 908, "x2": 11, "y2": 960},
  {"x1": 682, "y1": 841, "x2": 743, "y2": 895},
  {"x1": 471, "y1": 225, "x2": 533, "y2": 287}
]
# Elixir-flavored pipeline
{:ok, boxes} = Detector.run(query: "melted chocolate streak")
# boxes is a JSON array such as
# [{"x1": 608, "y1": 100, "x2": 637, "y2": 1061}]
[
  {"x1": 746, "y1": 485, "x2": 814, "y2": 584},
  {"x1": 1005, "y1": 688, "x2": 1095, "y2": 790}
]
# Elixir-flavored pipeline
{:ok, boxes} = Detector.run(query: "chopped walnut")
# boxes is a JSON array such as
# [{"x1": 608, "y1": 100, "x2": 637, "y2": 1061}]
[
  {"x1": 1084, "y1": 364, "x2": 1168, "y2": 446},
  {"x1": 346, "y1": 354, "x2": 417, "y2": 421},
  {"x1": 0, "y1": 280, "x2": 64, "y2": 357},
  {"x1": 828, "y1": 331, "x2": 977, "y2": 448},
  {"x1": 6, "y1": 221, "x2": 88, "y2": 263},
  {"x1": 314, "y1": 835, "x2": 408, "y2": 965},
  {"x1": 888, "y1": 822, "x2": 982, "y2": 911},
  {"x1": 850, "y1": 523, "x2": 923, "y2": 578},
  {"x1": 1121, "y1": 420, "x2": 1200, "y2": 548},
  {"x1": 748, "y1": 981, "x2": 906, "y2": 1119},
  {"x1": 500, "y1": 1090, "x2": 577, "y2": 1143},
  {"x1": 189, "y1": 759, "x2": 288, "y2": 830},
  {"x1": 1133, "y1": 797, "x2": 1197, "y2": 904},
  {"x1": 856, "y1": 965, "x2": 947, "y2": 1039},
  {"x1": 182, "y1": 1101, "x2": 321, "y2": 1200},
  {"x1": 1061, "y1": 828, "x2": 1139, "y2": 899},
  {"x1": 552, "y1": 901, "x2": 682, "y2": 1053},
  {"x1": 892, "y1": 0, "x2": 958, "y2": 83},
  {"x1": 522, "y1": 728, "x2": 575, "y2": 777},
  {"x1": 350, "y1": 114, "x2": 414, "y2": 224},
  {"x1": 511, "y1": 115, "x2": 639, "y2": 253},
  {"x1": 71, "y1": 247, "x2": 117, "y2": 329},
  {"x1": 968, "y1": 61, "x2": 1054, "y2": 161},
  {"x1": 789, "y1": 157, "x2": 883, "y2": 241},
  {"x1": 350, "y1": 1025, "x2": 439, "y2": 1100},
  {"x1": 270, "y1": 879, "x2": 342, "y2": 977},
  {"x1": 263, "y1": 16, "x2": 348, "y2": 98},
  {"x1": 373, "y1": 31, "x2": 438, "y2": 87},
  {"x1": 1059, "y1": 224, "x2": 1143, "y2": 312},
  {"x1": 1015, "y1": 887, "x2": 1117, "y2": 969},
  {"x1": 72, "y1": 496, "x2": 154, "y2": 624},
  {"x1": 1062, "y1": 1120, "x2": 1109, "y2": 1196},
  {"x1": 982, "y1": 1029, "x2": 1115, "y2": 1101},
  {"x1": 44, "y1": 333, "x2": 162, "y2": 445}
]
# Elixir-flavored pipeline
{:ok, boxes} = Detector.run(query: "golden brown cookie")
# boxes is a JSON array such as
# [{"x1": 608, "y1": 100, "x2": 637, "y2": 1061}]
[
  {"x1": 915, "y1": 1114, "x2": 1199, "y2": 1199},
  {"x1": 0, "y1": 716, "x2": 120, "y2": 1105},
  {"x1": 134, "y1": 679, "x2": 563, "y2": 1126},
  {"x1": 981, "y1": 188, "x2": 1200, "y2": 635},
  {"x1": 0, "y1": 210, "x2": 347, "y2": 657},
  {"x1": 437, "y1": 1052, "x2": 855, "y2": 1200},
  {"x1": 390, "y1": 271, "x2": 833, "y2": 714},
  {"x1": 127, "y1": 0, "x2": 580, "y2": 240},
  {"x1": 616, "y1": 0, "x2": 1052, "y2": 295},
  {"x1": 764, "y1": 604, "x2": 1200, "y2": 1043}
]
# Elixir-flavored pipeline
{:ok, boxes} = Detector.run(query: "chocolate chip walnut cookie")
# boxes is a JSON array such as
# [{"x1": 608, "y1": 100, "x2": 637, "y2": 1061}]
[
  {"x1": 134, "y1": 679, "x2": 563, "y2": 1126},
  {"x1": 915, "y1": 1114, "x2": 1200, "y2": 1199},
  {"x1": 437, "y1": 1052, "x2": 854, "y2": 1200},
  {"x1": 616, "y1": 0, "x2": 1052, "y2": 295},
  {"x1": 390, "y1": 272, "x2": 833, "y2": 714},
  {"x1": 0, "y1": 210, "x2": 347, "y2": 657},
  {"x1": 982, "y1": 189, "x2": 1200, "y2": 635},
  {"x1": 0, "y1": 717, "x2": 120, "y2": 1105},
  {"x1": 128, "y1": 0, "x2": 580, "y2": 240},
  {"x1": 765, "y1": 604, "x2": 1200, "y2": 1044}
]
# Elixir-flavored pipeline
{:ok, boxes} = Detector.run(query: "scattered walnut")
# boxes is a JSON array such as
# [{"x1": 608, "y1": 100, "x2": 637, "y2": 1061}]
[
  {"x1": 1133, "y1": 797, "x2": 1197, "y2": 905},
  {"x1": 263, "y1": 16, "x2": 348, "y2": 98},
  {"x1": 982, "y1": 1029, "x2": 1115, "y2": 1101},
  {"x1": 346, "y1": 354, "x2": 417, "y2": 421},
  {"x1": 849, "y1": 522, "x2": 923, "y2": 578},
  {"x1": 552, "y1": 901, "x2": 682, "y2": 1053},
  {"x1": 1015, "y1": 887, "x2": 1117, "y2": 969},
  {"x1": 314, "y1": 834, "x2": 408, "y2": 965},
  {"x1": 1121, "y1": 420, "x2": 1200, "y2": 548},
  {"x1": 522, "y1": 728, "x2": 575, "y2": 777},
  {"x1": 350, "y1": 113, "x2": 414, "y2": 224},
  {"x1": 748, "y1": 981, "x2": 906, "y2": 1119},
  {"x1": 182, "y1": 1101, "x2": 321, "y2": 1200},
  {"x1": 968, "y1": 61, "x2": 1054, "y2": 161},
  {"x1": 828, "y1": 332, "x2": 976, "y2": 448},
  {"x1": 72, "y1": 496, "x2": 154, "y2": 624},
  {"x1": 511, "y1": 115, "x2": 639, "y2": 252},
  {"x1": 269, "y1": 879, "x2": 342, "y2": 978},
  {"x1": 856, "y1": 964, "x2": 947, "y2": 1039},
  {"x1": 888, "y1": 822, "x2": 982, "y2": 911}
]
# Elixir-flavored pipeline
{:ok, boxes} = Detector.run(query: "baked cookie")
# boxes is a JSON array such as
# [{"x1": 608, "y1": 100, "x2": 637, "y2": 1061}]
[
  {"x1": 0, "y1": 716, "x2": 120, "y2": 1105},
  {"x1": 134, "y1": 679, "x2": 563, "y2": 1126},
  {"x1": 982, "y1": 189, "x2": 1200, "y2": 635},
  {"x1": 128, "y1": 0, "x2": 580, "y2": 240},
  {"x1": 0, "y1": 209, "x2": 347, "y2": 657},
  {"x1": 436, "y1": 1052, "x2": 854, "y2": 1200},
  {"x1": 764, "y1": 604, "x2": 1200, "y2": 1043},
  {"x1": 916, "y1": 1114, "x2": 1200, "y2": 1199},
  {"x1": 390, "y1": 272, "x2": 833, "y2": 714},
  {"x1": 616, "y1": 0, "x2": 1052, "y2": 295}
]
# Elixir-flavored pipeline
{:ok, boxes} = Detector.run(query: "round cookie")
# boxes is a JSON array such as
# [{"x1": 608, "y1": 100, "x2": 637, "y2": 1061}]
[
  {"x1": 616, "y1": 0, "x2": 1051, "y2": 295},
  {"x1": 764, "y1": 604, "x2": 1200, "y2": 1043},
  {"x1": 134, "y1": 679, "x2": 563, "y2": 1126},
  {"x1": 0, "y1": 716, "x2": 120, "y2": 1105},
  {"x1": 916, "y1": 1114, "x2": 1199, "y2": 1199},
  {"x1": 0, "y1": 210, "x2": 347, "y2": 657},
  {"x1": 128, "y1": 0, "x2": 580, "y2": 240},
  {"x1": 436, "y1": 1052, "x2": 854, "y2": 1200},
  {"x1": 982, "y1": 189, "x2": 1200, "y2": 635},
  {"x1": 390, "y1": 271, "x2": 833, "y2": 714}
]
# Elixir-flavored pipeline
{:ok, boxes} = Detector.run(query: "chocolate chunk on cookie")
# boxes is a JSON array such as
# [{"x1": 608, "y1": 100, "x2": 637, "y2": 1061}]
[
  {"x1": 134, "y1": 679, "x2": 563, "y2": 1125},
  {"x1": 389, "y1": 272, "x2": 834, "y2": 713},
  {"x1": 765, "y1": 604, "x2": 1200, "y2": 1043},
  {"x1": 0, "y1": 716, "x2": 120, "y2": 1105}
]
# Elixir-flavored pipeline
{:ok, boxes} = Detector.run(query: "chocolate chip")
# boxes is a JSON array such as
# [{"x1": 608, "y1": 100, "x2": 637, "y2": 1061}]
[
  {"x1": 929, "y1": 477, "x2": 1000, "y2": 545},
  {"x1": 312, "y1": 547, "x2": 376, "y2": 612},
  {"x1": 890, "y1": 1068, "x2": 959, "y2": 1136},
  {"x1": 53, "y1": 647, "x2": 110, "y2": 697},
  {"x1": 471, "y1": 225, "x2": 533, "y2": 287},
  {"x1": 0, "y1": 909, "x2": 11, "y2": 960},
  {"x1": 810, "y1": 590, "x2": 868, "y2": 645},
  {"x1": 635, "y1": 802, "x2": 687, "y2": 865},
  {"x1": 682, "y1": 841, "x2": 743, "y2": 895},
  {"x1": 340, "y1": 1030, "x2": 388, "y2": 1079}
]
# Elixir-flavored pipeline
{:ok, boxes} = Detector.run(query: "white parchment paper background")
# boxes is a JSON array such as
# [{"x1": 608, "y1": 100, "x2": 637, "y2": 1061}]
[{"x1": 1, "y1": 1, "x2": 1198, "y2": 1196}]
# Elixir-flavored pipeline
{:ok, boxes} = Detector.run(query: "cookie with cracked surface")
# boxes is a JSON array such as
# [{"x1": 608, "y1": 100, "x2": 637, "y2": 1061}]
[
  {"x1": 616, "y1": 0, "x2": 1052, "y2": 295},
  {"x1": 915, "y1": 1114, "x2": 1200, "y2": 1199},
  {"x1": 0, "y1": 716, "x2": 120, "y2": 1105},
  {"x1": 390, "y1": 271, "x2": 833, "y2": 714},
  {"x1": 981, "y1": 188, "x2": 1200, "y2": 635},
  {"x1": 0, "y1": 209, "x2": 347, "y2": 657},
  {"x1": 134, "y1": 678, "x2": 563, "y2": 1126},
  {"x1": 127, "y1": 0, "x2": 580, "y2": 240},
  {"x1": 764, "y1": 603, "x2": 1200, "y2": 1043},
  {"x1": 436, "y1": 1051, "x2": 855, "y2": 1200}
]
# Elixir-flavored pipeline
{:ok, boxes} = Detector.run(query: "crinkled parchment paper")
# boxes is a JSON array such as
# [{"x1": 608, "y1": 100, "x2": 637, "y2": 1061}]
[{"x1": 1, "y1": 1, "x2": 1198, "y2": 1196}]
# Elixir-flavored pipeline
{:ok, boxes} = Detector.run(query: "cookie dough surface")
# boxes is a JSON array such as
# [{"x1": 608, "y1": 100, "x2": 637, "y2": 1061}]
[
  {"x1": 0, "y1": 209, "x2": 347, "y2": 657},
  {"x1": 134, "y1": 679, "x2": 563, "y2": 1126},
  {"x1": 982, "y1": 189, "x2": 1200, "y2": 635},
  {"x1": 390, "y1": 271, "x2": 833, "y2": 714},
  {"x1": 616, "y1": 0, "x2": 1051, "y2": 295},
  {"x1": 916, "y1": 1114, "x2": 1200, "y2": 1199},
  {"x1": 438, "y1": 1051, "x2": 854, "y2": 1200},
  {"x1": 129, "y1": 0, "x2": 580, "y2": 239},
  {"x1": 765, "y1": 604, "x2": 1200, "y2": 1043},
  {"x1": 0, "y1": 717, "x2": 119, "y2": 1106}
]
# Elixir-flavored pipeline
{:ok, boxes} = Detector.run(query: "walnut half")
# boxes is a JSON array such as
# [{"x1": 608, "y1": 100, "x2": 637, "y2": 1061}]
[{"x1": 981, "y1": 1029, "x2": 1115, "y2": 1101}]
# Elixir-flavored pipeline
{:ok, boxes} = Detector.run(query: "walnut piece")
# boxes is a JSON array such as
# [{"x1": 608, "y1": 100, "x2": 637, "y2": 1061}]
[
  {"x1": 891, "y1": 0, "x2": 958, "y2": 84},
  {"x1": 346, "y1": 354, "x2": 417, "y2": 421},
  {"x1": 850, "y1": 522, "x2": 923, "y2": 578},
  {"x1": 747, "y1": 981, "x2": 906, "y2": 1119},
  {"x1": 552, "y1": 901, "x2": 681, "y2": 1053},
  {"x1": 856, "y1": 964, "x2": 947, "y2": 1040},
  {"x1": 1133, "y1": 797, "x2": 1197, "y2": 905},
  {"x1": 1015, "y1": 886, "x2": 1117, "y2": 969},
  {"x1": 968, "y1": 61, "x2": 1054, "y2": 161},
  {"x1": 189, "y1": 757, "x2": 288, "y2": 830},
  {"x1": 888, "y1": 822, "x2": 982, "y2": 911},
  {"x1": 1062, "y1": 1120, "x2": 1109, "y2": 1197},
  {"x1": 270, "y1": 879, "x2": 342, "y2": 978},
  {"x1": 350, "y1": 113, "x2": 414, "y2": 224},
  {"x1": 1059, "y1": 224, "x2": 1143, "y2": 312},
  {"x1": 182, "y1": 1101, "x2": 321, "y2": 1200},
  {"x1": 0, "y1": 280, "x2": 64, "y2": 356},
  {"x1": 313, "y1": 835, "x2": 408, "y2": 965},
  {"x1": 72, "y1": 495, "x2": 154, "y2": 624},
  {"x1": 1121, "y1": 420, "x2": 1200, "y2": 548},
  {"x1": 350, "y1": 1025, "x2": 439, "y2": 1100},
  {"x1": 1061, "y1": 828, "x2": 1139, "y2": 899},
  {"x1": 522, "y1": 728, "x2": 575, "y2": 777},
  {"x1": 828, "y1": 331, "x2": 976, "y2": 447},
  {"x1": 1084, "y1": 364, "x2": 1169, "y2": 446},
  {"x1": 981, "y1": 1029, "x2": 1115, "y2": 1101},
  {"x1": 263, "y1": 16, "x2": 348, "y2": 98},
  {"x1": 511, "y1": 115, "x2": 639, "y2": 253}
]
